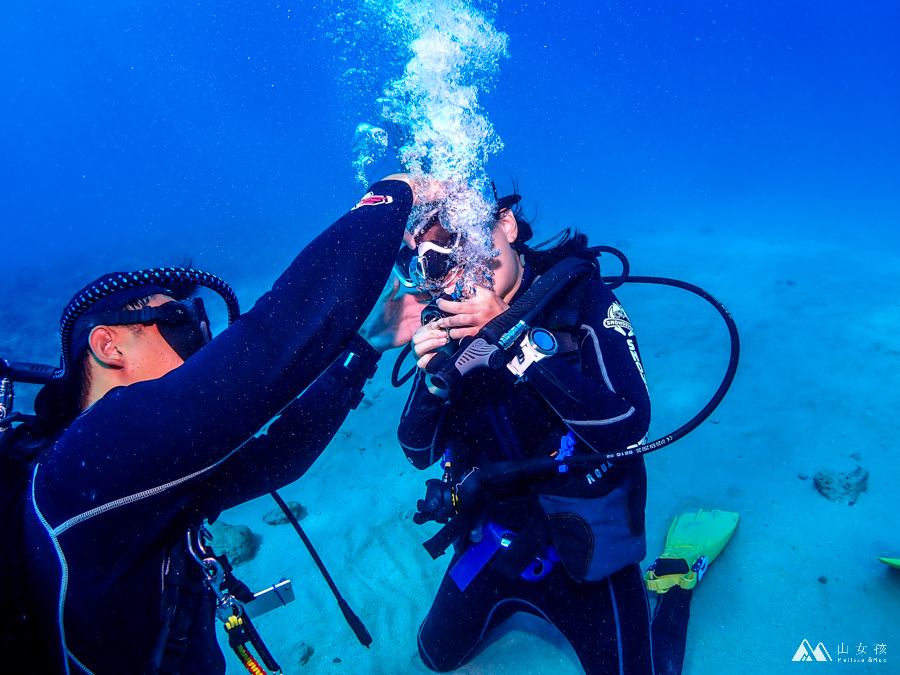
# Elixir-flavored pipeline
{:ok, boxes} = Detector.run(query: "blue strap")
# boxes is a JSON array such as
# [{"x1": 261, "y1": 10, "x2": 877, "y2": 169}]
[{"x1": 449, "y1": 534, "x2": 503, "y2": 592}]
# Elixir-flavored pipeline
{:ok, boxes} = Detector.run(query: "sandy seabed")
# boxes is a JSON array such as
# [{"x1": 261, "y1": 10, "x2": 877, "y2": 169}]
[{"x1": 208, "y1": 220, "x2": 899, "y2": 675}]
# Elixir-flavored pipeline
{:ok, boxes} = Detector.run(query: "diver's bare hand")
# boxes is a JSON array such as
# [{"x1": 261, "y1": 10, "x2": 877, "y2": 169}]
[
  {"x1": 381, "y1": 173, "x2": 450, "y2": 206},
  {"x1": 412, "y1": 322, "x2": 452, "y2": 369},
  {"x1": 434, "y1": 287, "x2": 509, "y2": 340},
  {"x1": 360, "y1": 278, "x2": 431, "y2": 353}
]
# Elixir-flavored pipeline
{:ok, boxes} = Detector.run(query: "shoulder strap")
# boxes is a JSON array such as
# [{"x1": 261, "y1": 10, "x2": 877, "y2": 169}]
[{"x1": 479, "y1": 248, "x2": 602, "y2": 344}]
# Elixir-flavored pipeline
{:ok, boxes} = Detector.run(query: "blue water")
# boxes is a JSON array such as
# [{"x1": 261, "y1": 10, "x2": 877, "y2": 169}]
[
  {"x1": 2, "y1": 0, "x2": 896, "y2": 367},
  {"x1": 2, "y1": 1, "x2": 898, "y2": 672},
  {"x1": 3, "y1": 1, "x2": 896, "y2": 275}
]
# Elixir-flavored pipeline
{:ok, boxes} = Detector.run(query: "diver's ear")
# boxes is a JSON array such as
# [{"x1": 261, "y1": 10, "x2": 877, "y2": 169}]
[
  {"x1": 87, "y1": 326, "x2": 126, "y2": 368},
  {"x1": 497, "y1": 209, "x2": 518, "y2": 244}
]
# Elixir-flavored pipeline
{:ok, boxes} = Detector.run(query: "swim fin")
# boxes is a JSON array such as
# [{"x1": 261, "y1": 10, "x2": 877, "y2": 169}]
[
  {"x1": 878, "y1": 557, "x2": 900, "y2": 570},
  {"x1": 644, "y1": 509, "x2": 739, "y2": 594}
]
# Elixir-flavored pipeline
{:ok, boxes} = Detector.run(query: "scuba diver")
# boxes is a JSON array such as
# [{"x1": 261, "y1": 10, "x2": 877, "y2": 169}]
[
  {"x1": 395, "y1": 189, "x2": 739, "y2": 675},
  {"x1": 0, "y1": 174, "x2": 432, "y2": 674}
]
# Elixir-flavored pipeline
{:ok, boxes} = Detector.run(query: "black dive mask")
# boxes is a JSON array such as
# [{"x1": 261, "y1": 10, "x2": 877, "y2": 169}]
[
  {"x1": 73, "y1": 298, "x2": 212, "y2": 361},
  {"x1": 55, "y1": 267, "x2": 240, "y2": 381},
  {"x1": 156, "y1": 298, "x2": 212, "y2": 360}
]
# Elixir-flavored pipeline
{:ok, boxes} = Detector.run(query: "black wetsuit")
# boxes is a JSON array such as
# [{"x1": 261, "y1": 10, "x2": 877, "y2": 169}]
[
  {"x1": 398, "y1": 262, "x2": 657, "y2": 675},
  {"x1": 18, "y1": 180, "x2": 413, "y2": 674}
]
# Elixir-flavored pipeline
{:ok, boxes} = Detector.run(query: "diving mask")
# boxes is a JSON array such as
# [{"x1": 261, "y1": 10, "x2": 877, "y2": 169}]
[
  {"x1": 394, "y1": 215, "x2": 464, "y2": 293},
  {"x1": 57, "y1": 267, "x2": 240, "y2": 381},
  {"x1": 73, "y1": 297, "x2": 213, "y2": 361}
]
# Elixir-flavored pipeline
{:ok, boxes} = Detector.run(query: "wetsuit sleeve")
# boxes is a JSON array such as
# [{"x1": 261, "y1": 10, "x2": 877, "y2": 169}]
[
  {"x1": 32, "y1": 180, "x2": 413, "y2": 528},
  {"x1": 204, "y1": 334, "x2": 381, "y2": 509},
  {"x1": 397, "y1": 369, "x2": 448, "y2": 470},
  {"x1": 524, "y1": 274, "x2": 651, "y2": 453}
]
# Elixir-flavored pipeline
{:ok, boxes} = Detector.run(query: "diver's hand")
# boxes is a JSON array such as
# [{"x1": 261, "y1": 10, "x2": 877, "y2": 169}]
[
  {"x1": 381, "y1": 173, "x2": 450, "y2": 205},
  {"x1": 411, "y1": 321, "x2": 452, "y2": 369},
  {"x1": 433, "y1": 286, "x2": 509, "y2": 340},
  {"x1": 359, "y1": 278, "x2": 430, "y2": 353},
  {"x1": 411, "y1": 284, "x2": 510, "y2": 367}
]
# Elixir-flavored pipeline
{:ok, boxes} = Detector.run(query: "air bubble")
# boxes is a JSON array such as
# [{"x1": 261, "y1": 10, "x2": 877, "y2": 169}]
[{"x1": 352, "y1": 0, "x2": 509, "y2": 297}]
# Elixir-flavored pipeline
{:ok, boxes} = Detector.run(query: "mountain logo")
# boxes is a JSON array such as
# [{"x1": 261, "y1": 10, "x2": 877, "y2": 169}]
[{"x1": 792, "y1": 640, "x2": 832, "y2": 662}]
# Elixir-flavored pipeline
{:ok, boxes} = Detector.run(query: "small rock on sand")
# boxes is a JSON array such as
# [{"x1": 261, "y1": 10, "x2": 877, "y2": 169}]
[
  {"x1": 812, "y1": 466, "x2": 869, "y2": 505},
  {"x1": 263, "y1": 500, "x2": 308, "y2": 525},
  {"x1": 207, "y1": 521, "x2": 258, "y2": 565},
  {"x1": 298, "y1": 643, "x2": 314, "y2": 666}
]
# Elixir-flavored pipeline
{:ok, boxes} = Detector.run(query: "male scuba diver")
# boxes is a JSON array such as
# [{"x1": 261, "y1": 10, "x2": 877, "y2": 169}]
[
  {"x1": 0, "y1": 174, "x2": 431, "y2": 674},
  {"x1": 394, "y1": 186, "x2": 740, "y2": 675}
]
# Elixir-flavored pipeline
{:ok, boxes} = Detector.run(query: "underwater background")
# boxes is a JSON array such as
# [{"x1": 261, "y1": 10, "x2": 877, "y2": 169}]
[{"x1": 1, "y1": 1, "x2": 898, "y2": 673}]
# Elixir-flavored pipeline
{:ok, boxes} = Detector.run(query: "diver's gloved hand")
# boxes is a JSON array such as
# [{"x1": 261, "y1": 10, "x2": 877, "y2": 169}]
[{"x1": 414, "y1": 479, "x2": 456, "y2": 525}]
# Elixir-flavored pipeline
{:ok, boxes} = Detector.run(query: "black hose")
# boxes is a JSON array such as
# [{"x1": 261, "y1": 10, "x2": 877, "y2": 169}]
[
  {"x1": 269, "y1": 490, "x2": 373, "y2": 648},
  {"x1": 477, "y1": 273, "x2": 740, "y2": 483},
  {"x1": 621, "y1": 275, "x2": 740, "y2": 455},
  {"x1": 391, "y1": 343, "x2": 417, "y2": 387},
  {"x1": 593, "y1": 245, "x2": 630, "y2": 290}
]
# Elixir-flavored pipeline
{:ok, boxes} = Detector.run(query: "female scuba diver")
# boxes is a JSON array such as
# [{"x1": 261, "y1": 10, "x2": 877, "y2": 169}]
[{"x1": 396, "y1": 189, "x2": 738, "y2": 675}]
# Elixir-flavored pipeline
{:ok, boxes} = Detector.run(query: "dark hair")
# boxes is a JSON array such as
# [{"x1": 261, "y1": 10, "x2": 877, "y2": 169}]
[
  {"x1": 72, "y1": 294, "x2": 155, "y2": 411},
  {"x1": 501, "y1": 184, "x2": 589, "y2": 274},
  {"x1": 35, "y1": 293, "x2": 160, "y2": 431},
  {"x1": 34, "y1": 259, "x2": 211, "y2": 435}
]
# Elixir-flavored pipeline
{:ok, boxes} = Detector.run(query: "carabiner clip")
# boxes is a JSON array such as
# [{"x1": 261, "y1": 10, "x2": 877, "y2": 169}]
[{"x1": 186, "y1": 528, "x2": 243, "y2": 622}]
